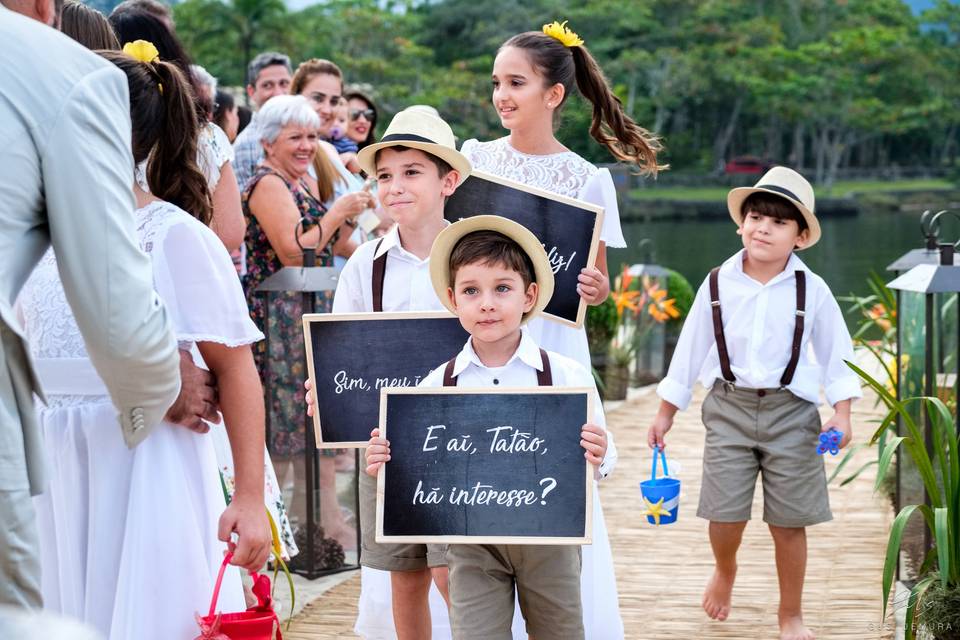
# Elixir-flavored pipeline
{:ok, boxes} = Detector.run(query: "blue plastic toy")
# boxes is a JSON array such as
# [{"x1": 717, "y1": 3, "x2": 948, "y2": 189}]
[{"x1": 817, "y1": 428, "x2": 842, "y2": 456}]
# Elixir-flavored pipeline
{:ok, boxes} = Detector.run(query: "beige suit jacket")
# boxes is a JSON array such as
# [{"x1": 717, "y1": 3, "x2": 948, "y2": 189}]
[{"x1": 0, "y1": 7, "x2": 181, "y2": 494}]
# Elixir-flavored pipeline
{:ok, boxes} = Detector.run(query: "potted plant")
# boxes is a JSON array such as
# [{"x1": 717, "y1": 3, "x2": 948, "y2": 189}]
[
  {"x1": 587, "y1": 294, "x2": 618, "y2": 391},
  {"x1": 847, "y1": 360, "x2": 959, "y2": 639}
]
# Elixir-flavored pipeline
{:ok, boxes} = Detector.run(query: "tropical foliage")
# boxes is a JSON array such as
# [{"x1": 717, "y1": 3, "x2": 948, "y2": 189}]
[{"x1": 122, "y1": 0, "x2": 960, "y2": 185}]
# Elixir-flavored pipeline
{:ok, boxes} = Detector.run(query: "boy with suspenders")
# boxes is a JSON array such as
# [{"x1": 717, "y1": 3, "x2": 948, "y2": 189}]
[
  {"x1": 647, "y1": 168, "x2": 861, "y2": 640},
  {"x1": 366, "y1": 216, "x2": 612, "y2": 639},
  {"x1": 331, "y1": 108, "x2": 472, "y2": 636}
]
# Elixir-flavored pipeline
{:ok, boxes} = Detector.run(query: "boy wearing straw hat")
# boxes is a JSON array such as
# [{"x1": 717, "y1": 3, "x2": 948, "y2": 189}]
[
  {"x1": 646, "y1": 167, "x2": 862, "y2": 640},
  {"x1": 309, "y1": 107, "x2": 472, "y2": 636},
  {"x1": 366, "y1": 216, "x2": 613, "y2": 639}
]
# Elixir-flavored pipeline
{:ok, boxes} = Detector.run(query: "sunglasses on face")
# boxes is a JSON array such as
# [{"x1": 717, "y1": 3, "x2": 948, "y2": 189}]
[{"x1": 350, "y1": 108, "x2": 376, "y2": 122}]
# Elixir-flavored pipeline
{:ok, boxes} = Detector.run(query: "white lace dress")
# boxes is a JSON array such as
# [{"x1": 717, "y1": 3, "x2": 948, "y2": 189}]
[
  {"x1": 17, "y1": 201, "x2": 257, "y2": 640},
  {"x1": 135, "y1": 124, "x2": 298, "y2": 558},
  {"x1": 354, "y1": 138, "x2": 626, "y2": 639}
]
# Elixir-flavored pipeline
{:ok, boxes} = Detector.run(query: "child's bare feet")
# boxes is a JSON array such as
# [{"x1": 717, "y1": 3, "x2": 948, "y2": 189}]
[
  {"x1": 779, "y1": 613, "x2": 814, "y2": 640},
  {"x1": 702, "y1": 566, "x2": 736, "y2": 621}
]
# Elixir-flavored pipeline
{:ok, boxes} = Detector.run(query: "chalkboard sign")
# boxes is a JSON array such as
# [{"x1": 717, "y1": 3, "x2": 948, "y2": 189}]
[
  {"x1": 444, "y1": 169, "x2": 604, "y2": 328},
  {"x1": 376, "y1": 387, "x2": 594, "y2": 544},
  {"x1": 302, "y1": 312, "x2": 469, "y2": 448}
]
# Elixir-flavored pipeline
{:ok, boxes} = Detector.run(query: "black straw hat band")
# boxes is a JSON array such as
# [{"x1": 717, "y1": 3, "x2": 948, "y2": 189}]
[
  {"x1": 756, "y1": 184, "x2": 801, "y2": 203},
  {"x1": 380, "y1": 133, "x2": 438, "y2": 145}
]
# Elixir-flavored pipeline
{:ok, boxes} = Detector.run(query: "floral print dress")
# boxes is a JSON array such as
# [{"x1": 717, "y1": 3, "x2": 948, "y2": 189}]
[{"x1": 242, "y1": 165, "x2": 337, "y2": 457}]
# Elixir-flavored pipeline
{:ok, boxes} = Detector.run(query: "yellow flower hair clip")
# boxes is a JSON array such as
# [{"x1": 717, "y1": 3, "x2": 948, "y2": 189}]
[
  {"x1": 122, "y1": 40, "x2": 160, "y2": 64},
  {"x1": 122, "y1": 40, "x2": 163, "y2": 94},
  {"x1": 542, "y1": 20, "x2": 584, "y2": 48}
]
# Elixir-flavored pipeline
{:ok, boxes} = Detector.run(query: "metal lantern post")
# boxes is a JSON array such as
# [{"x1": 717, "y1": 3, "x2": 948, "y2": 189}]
[
  {"x1": 886, "y1": 210, "x2": 960, "y2": 581},
  {"x1": 626, "y1": 261, "x2": 669, "y2": 385},
  {"x1": 254, "y1": 228, "x2": 361, "y2": 579}
]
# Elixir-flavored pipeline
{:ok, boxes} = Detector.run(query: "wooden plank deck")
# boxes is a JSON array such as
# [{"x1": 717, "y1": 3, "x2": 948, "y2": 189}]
[{"x1": 285, "y1": 387, "x2": 893, "y2": 639}]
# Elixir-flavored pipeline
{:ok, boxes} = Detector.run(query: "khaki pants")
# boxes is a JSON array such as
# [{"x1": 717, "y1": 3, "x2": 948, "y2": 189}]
[
  {"x1": 0, "y1": 489, "x2": 41, "y2": 608},
  {"x1": 359, "y1": 471, "x2": 447, "y2": 571},
  {"x1": 698, "y1": 383, "x2": 833, "y2": 527},
  {"x1": 447, "y1": 544, "x2": 583, "y2": 640}
]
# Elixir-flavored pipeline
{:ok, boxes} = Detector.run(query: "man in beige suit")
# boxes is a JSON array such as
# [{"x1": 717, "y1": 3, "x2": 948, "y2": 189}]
[{"x1": 0, "y1": 0, "x2": 219, "y2": 611}]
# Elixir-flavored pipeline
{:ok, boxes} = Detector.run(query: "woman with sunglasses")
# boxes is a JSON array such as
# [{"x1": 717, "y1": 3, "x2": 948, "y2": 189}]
[{"x1": 344, "y1": 88, "x2": 378, "y2": 150}]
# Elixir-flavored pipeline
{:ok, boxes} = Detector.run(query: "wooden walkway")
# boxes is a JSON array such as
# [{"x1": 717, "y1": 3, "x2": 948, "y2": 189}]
[{"x1": 285, "y1": 387, "x2": 893, "y2": 639}]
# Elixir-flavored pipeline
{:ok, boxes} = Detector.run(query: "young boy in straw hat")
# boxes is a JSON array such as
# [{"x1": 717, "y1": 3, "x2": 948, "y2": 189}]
[
  {"x1": 366, "y1": 215, "x2": 613, "y2": 639},
  {"x1": 647, "y1": 167, "x2": 862, "y2": 640},
  {"x1": 308, "y1": 106, "x2": 472, "y2": 637}
]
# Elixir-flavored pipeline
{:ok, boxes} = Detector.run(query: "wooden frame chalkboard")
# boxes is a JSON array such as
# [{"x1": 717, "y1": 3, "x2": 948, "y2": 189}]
[
  {"x1": 444, "y1": 169, "x2": 604, "y2": 329},
  {"x1": 302, "y1": 311, "x2": 469, "y2": 448},
  {"x1": 376, "y1": 387, "x2": 594, "y2": 545}
]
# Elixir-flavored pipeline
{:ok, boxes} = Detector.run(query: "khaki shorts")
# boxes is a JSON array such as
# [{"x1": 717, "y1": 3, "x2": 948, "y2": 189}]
[
  {"x1": 447, "y1": 544, "x2": 583, "y2": 640},
  {"x1": 359, "y1": 471, "x2": 447, "y2": 571},
  {"x1": 698, "y1": 383, "x2": 833, "y2": 528}
]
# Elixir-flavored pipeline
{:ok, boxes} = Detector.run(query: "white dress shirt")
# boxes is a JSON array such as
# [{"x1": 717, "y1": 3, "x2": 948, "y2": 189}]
[
  {"x1": 657, "y1": 250, "x2": 862, "y2": 411},
  {"x1": 331, "y1": 223, "x2": 448, "y2": 313},
  {"x1": 420, "y1": 328, "x2": 617, "y2": 478}
]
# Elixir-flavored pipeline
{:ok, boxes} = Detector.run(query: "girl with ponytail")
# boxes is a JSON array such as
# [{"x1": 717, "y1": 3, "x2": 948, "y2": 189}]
[
  {"x1": 18, "y1": 42, "x2": 272, "y2": 640},
  {"x1": 456, "y1": 20, "x2": 651, "y2": 639}
]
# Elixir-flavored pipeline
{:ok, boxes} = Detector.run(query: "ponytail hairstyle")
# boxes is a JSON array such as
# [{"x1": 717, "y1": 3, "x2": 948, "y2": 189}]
[
  {"x1": 100, "y1": 47, "x2": 213, "y2": 225},
  {"x1": 109, "y1": 9, "x2": 211, "y2": 125},
  {"x1": 502, "y1": 27, "x2": 664, "y2": 175}
]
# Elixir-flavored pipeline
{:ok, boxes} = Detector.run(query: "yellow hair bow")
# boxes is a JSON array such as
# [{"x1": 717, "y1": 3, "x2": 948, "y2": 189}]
[
  {"x1": 122, "y1": 40, "x2": 163, "y2": 94},
  {"x1": 542, "y1": 20, "x2": 584, "y2": 48},
  {"x1": 122, "y1": 39, "x2": 160, "y2": 64}
]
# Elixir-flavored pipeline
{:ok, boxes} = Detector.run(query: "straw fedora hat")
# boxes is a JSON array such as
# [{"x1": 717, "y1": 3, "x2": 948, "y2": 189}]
[
  {"x1": 727, "y1": 166, "x2": 820, "y2": 248},
  {"x1": 429, "y1": 215, "x2": 555, "y2": 325},
  {"x1": 357, "y1": 108, "x2": 471, "y2": 185}
]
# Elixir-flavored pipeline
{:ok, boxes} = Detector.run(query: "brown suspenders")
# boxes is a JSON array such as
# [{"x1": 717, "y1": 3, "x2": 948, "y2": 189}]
[
  {"x1": 708, "y1": 268, "x2": 736, "y2": 383},
  {"x1": 708, "y1": 268, "x2": 806, "y2": 387},
  {"x1": 371, "y1": 238, "x2": 387, "y2": 312},
  {"x1": 442, "y1": 348, "x2": 553, "y2": 387}
]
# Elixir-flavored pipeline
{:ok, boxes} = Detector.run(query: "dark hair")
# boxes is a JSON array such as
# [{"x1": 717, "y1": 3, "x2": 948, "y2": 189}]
[
  {"x1": 212, "y1": 89, "x2": 234, "y2": 129},
  {"x1": 501, "y1": 31, "x2": 664, "y2": 175},
  {"x1": 99, "y1": 50, "x2": 212, "y2": 225},
  {"x1": 449, "y1": 230, "x2": 536, "y2": 290},
  {"x1": 344, "y1": 88, "x2": 378, "y2": 149},
  {"x1": 374, "y1": 145, "x2": 453, "y2": 179},
  {"x1": 111, "y1": 0, "x2": 172, "y2": 27},
  {"x1": 61, "y1": 0, "x2": 119, "y2": 50},
  {"x1": 108, "y1": 10, "x2": 210, "y2": 124},
  {"x1": 237, "y1": 105, "x2": 253, "y2": 135},
  {"x1": 247, "y1": 51, "x2": 292, "y2": 87},
  {"x1": 741, "y1": 192, "x2": 808, "y2": 233}
]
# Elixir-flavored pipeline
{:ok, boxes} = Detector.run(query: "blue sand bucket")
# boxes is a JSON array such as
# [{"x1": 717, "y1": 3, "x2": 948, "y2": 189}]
[{"x1": 639, "y1": 447, "x2": 680, "y2": 525}]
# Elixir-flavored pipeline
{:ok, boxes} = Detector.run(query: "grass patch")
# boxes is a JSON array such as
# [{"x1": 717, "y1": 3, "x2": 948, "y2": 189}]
[{"x1": 629, "y1": 178, "x2": 954, "y2": 202}]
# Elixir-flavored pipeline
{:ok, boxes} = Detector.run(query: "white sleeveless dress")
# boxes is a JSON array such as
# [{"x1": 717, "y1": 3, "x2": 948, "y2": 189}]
[
  {"x1": 18, "y1": 201, "x2": 258, "y2": 640},
  {"x1": 353, "y1": 138, "x2": 626, "y2": 639}
]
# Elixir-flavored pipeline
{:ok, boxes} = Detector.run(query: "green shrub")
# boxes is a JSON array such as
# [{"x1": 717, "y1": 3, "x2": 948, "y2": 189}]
[
  {"x1": 666, "y1": 270, "x2": 695, "y2": 325},
  {"x1": 586, "y1": 295, "x2": 617, "y2": 353}
]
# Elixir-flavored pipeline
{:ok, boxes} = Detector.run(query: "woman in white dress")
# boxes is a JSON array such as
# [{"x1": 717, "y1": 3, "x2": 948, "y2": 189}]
[
  {"x1": 356, "y1": 22, "x2": 664, "y2": 640},
  {"x1": 18, "y1": 44, "x2": 272, "y2": 640}
]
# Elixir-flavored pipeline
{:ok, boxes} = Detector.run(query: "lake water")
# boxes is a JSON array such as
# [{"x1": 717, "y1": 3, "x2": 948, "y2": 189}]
[{"x1": 614, "y1": 208, "x2": 941, "y2": 305}]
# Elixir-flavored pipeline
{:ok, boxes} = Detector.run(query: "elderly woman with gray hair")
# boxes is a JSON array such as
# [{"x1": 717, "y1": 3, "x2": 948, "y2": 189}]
[{"x1": 242, "y1": 95, "x2": 373, "y2": 539}]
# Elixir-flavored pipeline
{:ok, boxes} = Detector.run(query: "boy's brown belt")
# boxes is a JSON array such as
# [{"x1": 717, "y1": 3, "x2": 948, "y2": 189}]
[{"x1": 708, "y1": 267, "x2": 805, "y2": 387}]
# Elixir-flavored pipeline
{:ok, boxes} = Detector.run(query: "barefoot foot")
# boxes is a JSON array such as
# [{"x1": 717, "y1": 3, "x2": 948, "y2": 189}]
[
  {"x1": 702, "y1": 567, "x2": 736, "y2": 621},
  {"x1": 779, "y1": 614, "x2": 814, "y2": 640}
]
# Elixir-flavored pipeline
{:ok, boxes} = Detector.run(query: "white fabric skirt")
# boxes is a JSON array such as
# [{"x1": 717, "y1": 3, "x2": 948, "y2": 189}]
[
  {"x1": 33, "y1": 397, "x2": 245, "y2": 640},
  {"x1": 353, "y1": 483, "x2": 622, "y2": 639}
]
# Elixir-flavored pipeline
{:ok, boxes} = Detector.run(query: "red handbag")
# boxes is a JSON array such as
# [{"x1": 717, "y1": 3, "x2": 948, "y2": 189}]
[{"x1": 194, "y1": 552, "x2": 283, "y2": 640}]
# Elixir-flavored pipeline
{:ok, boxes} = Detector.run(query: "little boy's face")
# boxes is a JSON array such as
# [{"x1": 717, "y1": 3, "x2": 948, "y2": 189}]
[
  {"x1": 375, "y1": 148, "x2": 459, "y2": 227},
  {"x1": 447, "y1": 261, "x2": 537, "y2": 345},
  {"x1": 739, "y1": 210, "x2": 810, "y2": 263}
]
